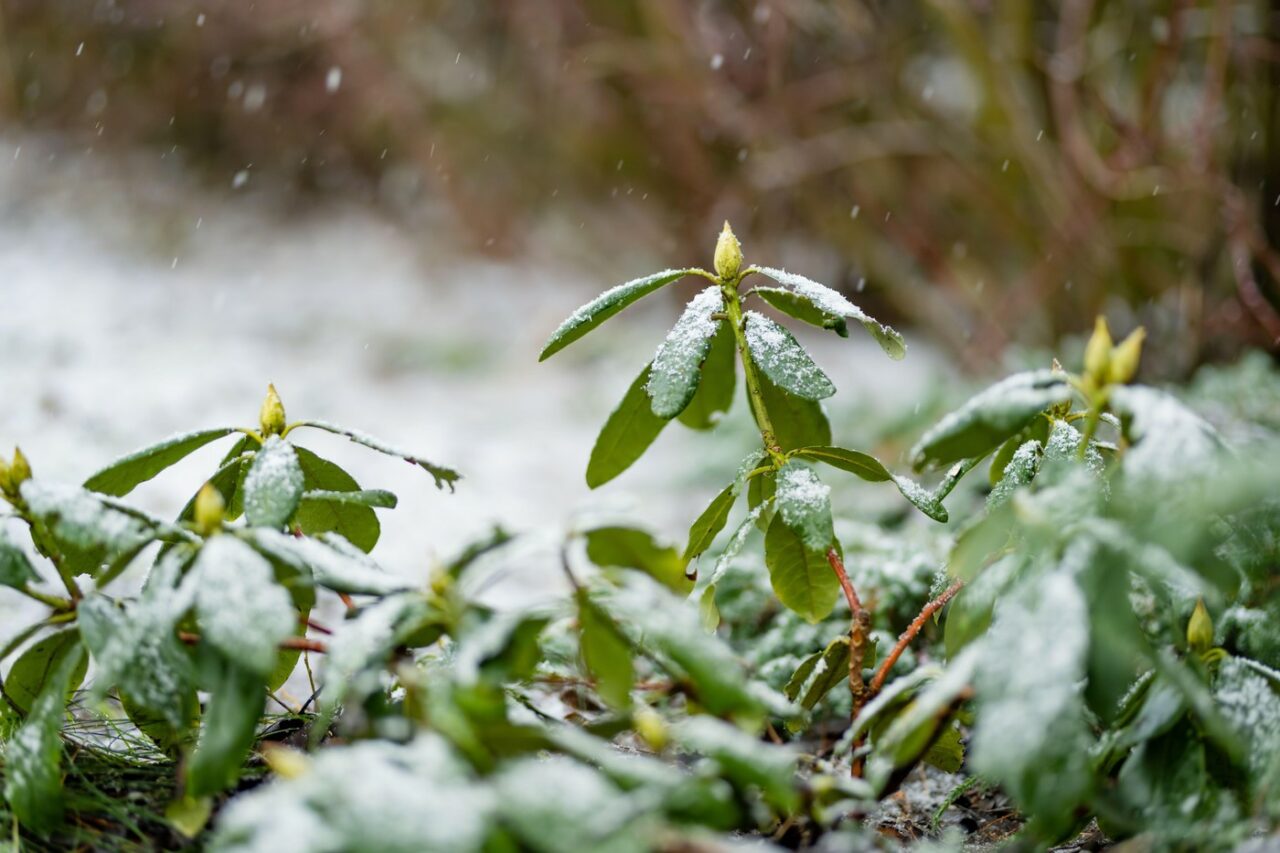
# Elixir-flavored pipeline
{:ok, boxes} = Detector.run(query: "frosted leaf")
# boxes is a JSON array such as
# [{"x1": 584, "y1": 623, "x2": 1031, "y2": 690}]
[
  {"x1": 969, "y1": 569, "x2": 1092, "y2": 804},
  {"x1": 321, "y1": 593, "x2": 430, "y2": 717},
  {"x1": 242, "y1": 437, "x2": 304, "y2": 529},
  {"x1": 670, "y1": 716, "x2": 799, "y2": 811},
  {"x1": 241, "y1": 528, "x2": 407, "y2": 595},
  {"x1": 911, "y1": 370, "x2": 1071, "y2": 469},
  {"x1": 776, "y1": 462, "x2": 833, "y2": 551},
  {"x1": 753, "y1": 266, "x2": 906, "y2": 359},
  {"x1": 19, "y1": 481, "x2": 172, "y2": 573},
  {"x1": 83, "y1": 427, "x2": 237, "y2": 497},
  {"x1": 708, "y1": 501, "x2": 769, "y2": 586},
  {"x1": 3, "y1": 647, "x2": 82, "y2": 830},
  {"x1": 77, "y1": 548, "x2": 195, "y2": 728},
  {"x1": 1213, "y1": 657, "x2": 1280, "y2": 783},
  {"x1": 743, "y1": 311, "x2": 835, "y2": 400},
  {"x1": 732, "y1": 448, "x2": 768, "y2": 495},
  {"x1": 987, "y1": 439, "x2": 1042, "y2": 509},
  {"x1": 211, "y1": 735, "x2": 494, "y2": 853},
  {"x1": 646, "y1": 287, "x2": 724, "y2": 418},
  {"x1": 889, "y1": 474, "x2": 948, "y2": 523},
  {"x1": 495, "y1": 756, "x2": 656, "y2": 853},
  {"x1": 292, "y1": 420, "x2": 460, "y2": 491},
  {"x1": 193, "y1": 536, "x2": 296, "y2": 675},
  {"x1": 539, "y1": 268, "x2": 694, "y2": 362},
  {"x1": 1111, "y1": 385, "x2": 1226, "y2": 488}
]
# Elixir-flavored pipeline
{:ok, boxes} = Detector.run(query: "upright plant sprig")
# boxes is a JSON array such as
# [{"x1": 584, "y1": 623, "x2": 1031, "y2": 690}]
[{"x1": 542, "y1": 223, "x2": 947, "y2": 713}]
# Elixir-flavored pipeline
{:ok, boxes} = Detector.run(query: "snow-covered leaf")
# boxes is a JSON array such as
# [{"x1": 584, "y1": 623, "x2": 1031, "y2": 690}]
[
  {"x1": 775, "y1": 461, "x2": 834, "y2": 552},
  {"x1": 241, "y1": 528, "x2": 407, "y2": 596},
  {"x1": 646, "y1": 287, "x2": 724, "y2": 418},
  {"x1": 586, "y1": 363, "x2": 670, "y2": 488},
  {"x1": 676, "y1": 320, "x2": 736, "y2": 430},
  {"x1": 754, "y1": 266, "x2": 905, "y2": 359},
  {"x1": 743, "y1": 311, "x2": 835, "y2": 401},
  {"x1": 242, "y1": 436, "x2": 304, "y2": 529},
  {"x1": 671, "y1": 716, "x2": 799, "y2": 812},
  {"x1": 321, "y1": 593, "x2": 432, "y2": 719},
  {"x1": 84, "y1": 428, "x2": 236, "y2": 497},
  {"x1": 784, "y1": 634, "x2": 850, "y2": 710},
  {"x1": 752, "y1": 286, "x2": 848, "y2": 336},
  {"x1": 292, "y1": 421, "x2": 460, "y2": 491},
  {"x1": 1110, "y1": 385, "x2": 1226, "y2": 488},
  {"x1": 193, "y1": 536, "x2": 296, "y2": 676},
  {"x1": 764, "y1": 514, "x2": 838, "y2": 623},
  {"x1": 911, "y1": 370, "x2": 1071, "y2": 470},
  {"x1": 3, "y1": 645, "x2": 82, "y2": 832},
  {"x1": 300, "y1": 488, "x2": 397, "y2": 509},
  {"x1": 791, "y1": 446, "x2": 948, "y2": 522},
  {"x1": 539, "y1": 268, "x2": 694, "y2": 361}
]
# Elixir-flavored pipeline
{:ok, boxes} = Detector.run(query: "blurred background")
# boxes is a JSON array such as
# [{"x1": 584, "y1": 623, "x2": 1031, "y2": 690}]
[{"x1": 1, "y1": 1, "x2": 1278, "y2": 572}]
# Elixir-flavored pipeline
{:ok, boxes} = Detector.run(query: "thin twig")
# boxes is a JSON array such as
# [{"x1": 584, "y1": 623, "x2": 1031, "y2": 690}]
[
  {"x1": 826, "y1": 548, "x2": 870, "y2": 777},
  {"x1": 868, "y1": 579, "x2": 965, "y2": 698},
  {"x1": 178, "y1": 631, "x2": 328, "y2": 654}
]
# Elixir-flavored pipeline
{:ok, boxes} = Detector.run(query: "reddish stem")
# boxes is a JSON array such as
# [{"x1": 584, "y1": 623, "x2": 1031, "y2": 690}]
[
  {"x1": 178, "y1": 631, "x2": 328, "y2": 654},
  {"x1": 868, "y1": 579, "x2": 964, "y2": 698},
  {"x1": 826, "y1": 548, "x2": 871, "y2": 777}
]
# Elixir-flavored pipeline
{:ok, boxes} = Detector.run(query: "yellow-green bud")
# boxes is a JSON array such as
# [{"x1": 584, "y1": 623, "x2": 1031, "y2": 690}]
[
  {"x1": 9, "y1": 447, "x2": 32, "y2": 493},
  {"x1": 1108, "y1": 327, "x2": 1146, "y2": 385},
  {"x1": 633, "y1": 706, "x2": 668, "y2": 752},
  {"x1": 1083, "y1": 316, "x2": 1112, "y2": 384},
  {"x1": 1187, "y1": 598, "x2": 1214, "y2": 654},
  {"x1": 261, "y1": 744, "x2": 311, "y2": 780},
  {"x1": 0, "y1": 454, "x2": 10, "y2": 498},
  {"x1": 259, "y1": 384, "x2": 287, "y2": 437},
  {"x1": 713, "y1": 221, "x2": 743, "y2": 281},
  {"x1": 193, "y1": 483, "x2": 225, "y2": 536}
]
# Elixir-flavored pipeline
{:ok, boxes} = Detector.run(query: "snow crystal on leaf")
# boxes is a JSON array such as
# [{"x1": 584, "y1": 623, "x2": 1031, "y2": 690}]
[
  {"x1": 987, "y1": 439, "x2": 1042, "y2": 509},
  {"x1": 242, "y1": 436, "x2": 304, "y2": 529},
  {"x1": 709, "y1": 501, "x2": 769, "y2": 586},
  {"x1": 732, "y1": 448, "x2": 768, "y2": 495},
  {"x1": 19, "y1": 481, "x2": 157, "y2": 562},
  {"x1": 646, "y1": 287, "x2": 724, "y2": 418},
  {"x1": 194, "y1": 536, "x2": 295, "y2": 675},
  {"x1": 1213, "y1": 656, "x2": 1280, "y2": 783},
  {"x1": 754, "y1": 266, "x2": 905, "y2": 359},
  {"x1": 321, "y1": 593, "x2": 428, "y2": 717},
  {"x1": 743, "y1": 311, "x2": 835, "y2": 400},
  {"x1": 776, "y1": 462, "x2": 833, "y2": 551},
  {"x1": 1111, "y1": 385, "x2": 1226, "y2": 489},
  {"x1": 241, "y1": 528, "x2": 406, "y2": 595}
]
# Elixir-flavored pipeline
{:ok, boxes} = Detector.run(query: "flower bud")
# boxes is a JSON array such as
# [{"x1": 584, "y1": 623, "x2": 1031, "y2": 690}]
[
  {"x1": 633, "y1": 706, "x2": 668, "y2": 752},
  {"x1": 1083, "y1": 316, "x2": 1112, "y2": 384},
  {"x1": 9, "y1": 447, "x2": 32, "y2": 493},
  {"x1": 259, "y1": 384, "x2": 287, "y2": 437},
  {"x1": 713, "y1": 221, "x2": 743, "y2": 281},
  {"x1": 1108, "y1": 327, "x2": 1146, "y2": 385},
  {"x1": 193, "y1": 482, "x2": 225, "y2": 536},
  {"x1": 261, "y1": 744, "x2": 311, "y2": 780},
  {"x1": 0, "y1": 454, "x2": 10, "y2": 498},
  {"x1": 1186, "y1": 598, "x2": 1214, "y2": 654}
]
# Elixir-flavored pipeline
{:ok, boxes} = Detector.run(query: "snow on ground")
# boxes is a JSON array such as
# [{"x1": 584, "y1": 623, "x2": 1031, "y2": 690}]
[{"x1": 0, "y1": 134, "x2": 941, "y2": 625}]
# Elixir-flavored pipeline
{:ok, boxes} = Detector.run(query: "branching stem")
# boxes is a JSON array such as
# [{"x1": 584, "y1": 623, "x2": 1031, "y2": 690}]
[
  {"x1": 826, "y1": 548, "x2": 871, "y2": 776},
  {"x1": 867, "y1": 578, "x2": 964, "y2": 698}
]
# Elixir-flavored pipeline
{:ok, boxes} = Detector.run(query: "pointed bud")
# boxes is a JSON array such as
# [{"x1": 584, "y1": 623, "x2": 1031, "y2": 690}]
[
  {"x1": 193, "y1": 483, "x2": 225, "y2": 536},
  {"x1": 633, "y1": 706, "x2": 668, "y2": 752},
  {"x1": 0, "y1": 454, "x2": 10, "y2": 498},
  {"x1": 1187, "y1": 598, "x2": 1214, "y2": 654},
  {"x1": 713, "y1": 221, "x2": 743, "y2": 281},
  {"x1": 259, "y1": 384, "x2": 287, "y2": 437},
  {"x1": 9, "y1": 448, "x2": 32, "y2": 491},
  {"x1": 1083, "y1": 316, "x2": 1112, "y2": 384},
  {"x1": 261, "y1": 744, "x2": 311, "y2": 780},
  {"x1": 1108, "y1": 327, "x2": 1146, "y2": 385}
]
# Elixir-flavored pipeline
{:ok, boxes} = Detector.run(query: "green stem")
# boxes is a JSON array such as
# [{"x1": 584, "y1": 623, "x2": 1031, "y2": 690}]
[
  {"x1": 17, "y1": 585, "x2": 73, "y2": 611},
  {"x1": 722, "y1": 274, "x2": 785, "y2": 465}
]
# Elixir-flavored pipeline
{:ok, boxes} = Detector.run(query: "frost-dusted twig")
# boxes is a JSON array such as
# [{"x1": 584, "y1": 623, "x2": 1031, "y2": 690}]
[
  {"x1": 179, "y1": 631, "x2": 328, "y2": 654},
  {"x1": 867, "y1": 578, "x2": 964, "y2": 699},
  {"x1": 826, "y1": 548, "x2": 871, "y2": 777}
]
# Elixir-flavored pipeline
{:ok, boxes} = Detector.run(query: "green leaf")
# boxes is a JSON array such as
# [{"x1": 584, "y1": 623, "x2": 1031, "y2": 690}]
[
  {"x1": 193, "y1": 536, "x2": 296, "y2": 677},
  {"x1": 683, "y1": 486, "x2": 737, "y2": 562},
  {"x1": 764, "y1": 514, "x2": 838, "y2": 624},
  {"x1": 672, "y1": 716, "x2": 800, "y2": 813},
  {"x1": 84, "y1": 428, "x2": 237, "y2": 497},
  {"x1": 293, "y1": 447, "x2": 382, "y2": 552},
  {"x1": 647, "y1": 287, "x2": 724, "y2": 418},
  {"x1": 576, "y1": 592, "x2": 634, "y2": 710},
  {"x1": 539, "y1": 268, "x2": 694, "y2": 361},
  {"x1": 186, "y1": 659, "x2": 265, "y2": 798},
  {"x1": 0, "y1": 533, "x2": 39, "y2": 590},
  {"x1": 300, "y1": 489, "x2": 397, "y2": 508},
  {"x1": 584, "y1": 526, "x2": 691, "y2": 593},
  {"x1": 242, "y1": 436, "x2": 304, "y2": 529},
  {"x1": 77, "y1": 548, "x2": 196, "y2": 729},
  {"x1": 241, "y1": 528, "x2": 407, "y2": 596},
  {"x1": 755, "y1": 369, "x2": 831, "y2": 452},
  {"x1": 921, "y1": 719, "x2": 965, "y2": 773},
  {"x1": 120, "y1": 687, "x2": 198, "y2": 757},
  {"x1": 775, "y1": 461, "x2": 834, "y2": 552},
  {"x1": 5, "y1": 630, "x2": 89, "y2": 714},
  {"x1": 784, "y1": 634, "x2": 851, "y2": 710},
  {"x1": 677, "y1": 319, "x2": 737, "y2": 430},
  {"x1": 743, "y1": 311, "x2": 835, "y2": 400},
  {"x1": 911, "y1": 370, "x2": 1072, "y2": 470},
  {"x1": 292, "y1": 420, "x2": 460, "y2": 491},
  {"x1": 176, "y1": 437, "x2": 253, "y2": 525},
  {"x1": 790, "y1": 446, "x2": 948, "y2": 522},
  {"x1": 753, "y1": 286, "x2": 848, "y2": 336},
  {"x1": 586, "y1": 363, "x2": 671, "y2": 488},
  {"x1": 753, "y1": 266, "x2": 905, "y2": 359},
  {"x1": 3, "y1": 646, "x2": 82, "y2": 832},
  {"x1": 320, "y1": 593, "x2": 433, "y2": 725}
]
